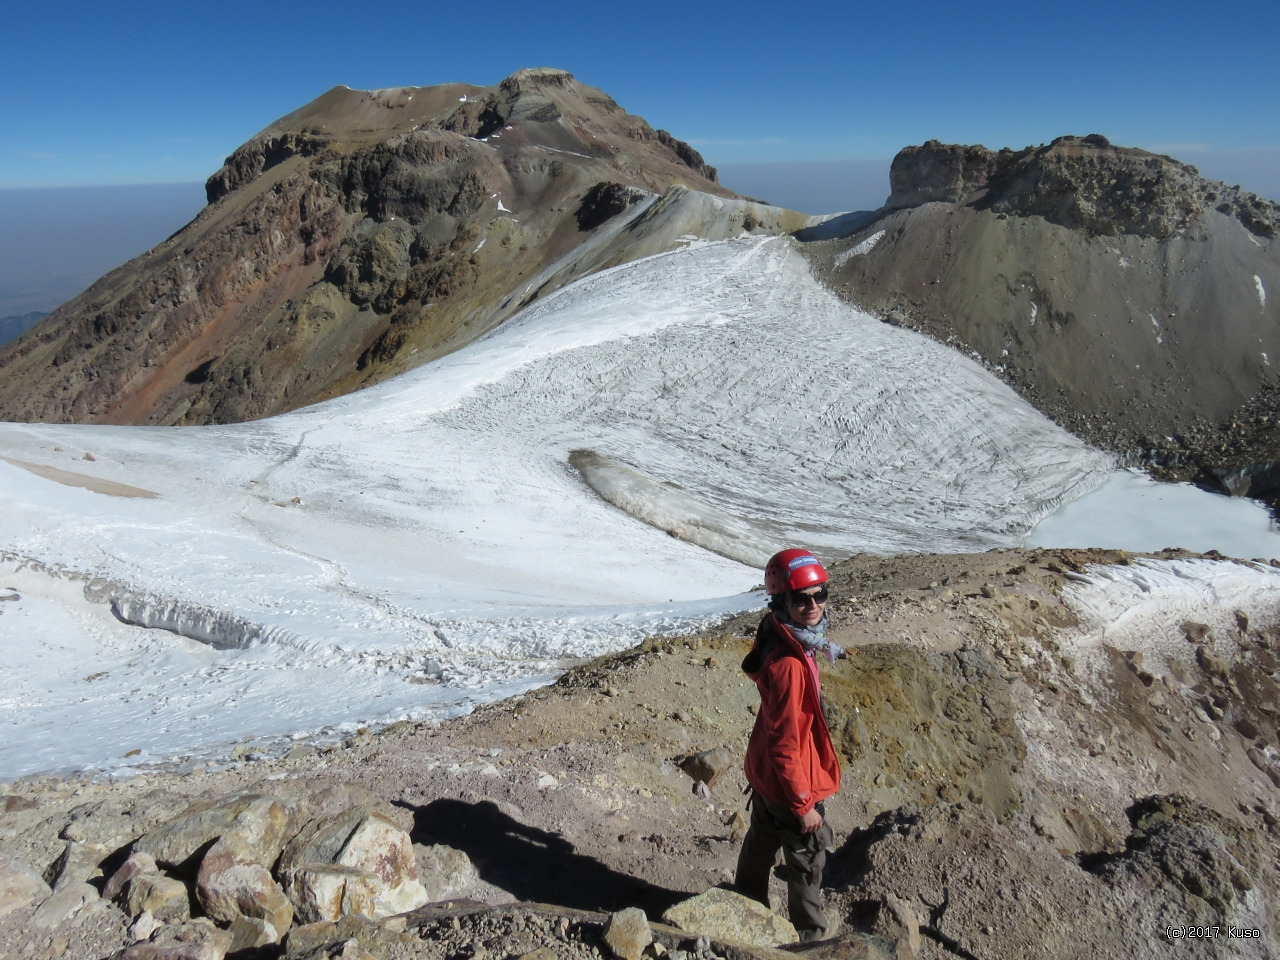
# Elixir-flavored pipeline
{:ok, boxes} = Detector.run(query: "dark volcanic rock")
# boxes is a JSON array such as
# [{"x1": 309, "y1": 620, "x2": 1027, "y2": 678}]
[
  {"x1": 888, "y1": 135, "x2": 1279, "y2": 240},
  {"x1": 206, "y1": 131, "x2": 330, "y2": 204},
  {"x1": 575, "y1": 181, "x2": 645, "y2": 231}
]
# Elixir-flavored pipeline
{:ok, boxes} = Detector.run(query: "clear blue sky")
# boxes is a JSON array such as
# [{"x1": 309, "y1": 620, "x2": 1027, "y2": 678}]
[{"x1": 3, "y1": 0, "x2": 1278, "y2": 195}]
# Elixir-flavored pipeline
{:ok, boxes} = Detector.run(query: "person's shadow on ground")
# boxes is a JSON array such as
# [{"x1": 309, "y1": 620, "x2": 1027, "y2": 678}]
[{"x1": 401, "y1": 797, "x2": 688, "y2": 916}]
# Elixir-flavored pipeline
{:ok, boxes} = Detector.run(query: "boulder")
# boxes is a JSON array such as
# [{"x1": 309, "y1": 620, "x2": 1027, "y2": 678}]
[
  {"x1": 278, "y1": 808, "x2": 368, "y2": 882},
  {"x1": 1181, "y1": 621, "x2": 1211, "y2": 644},
  {"x1": 414, "y1": 843, "x2": 478, "y2": 901},
  {"x1": 281, "y1": 810, "x2": 427, "y2": 921},
  {"x1": 116, "y1": 918, "x2": 234, "y2": 960},
  {"x1": 197, "y1": 858, "x2": 293, "y2": 934},
  {"x1": 873, "y1": 894, "x2": 921, "y2": 958},
  {"x1": 661, "y1": 887, "x2": 798, "y2": 947},
  {"x1": 281, "y1": 913, "x2": 409, "y2": 958},
  {"x1": 196, "y1": 797, "x2": 298, "y2": 933},
  {"x1": 1, "y1": 793, "x2": 37, "y2": 812},
  {"x1": 59, "y1": 798, "x2": 152, "y2": 849},
  {"x1": 125, "y1": 873, "x2": 191, "y2": 922},
  {"x1": 336, "y1": 813, "x2": 420, "y2": 889},
  {"x1": 285, "y1": 864, "x2": 382, "y2": 925},
  {"x1": 603, "y1": 906, "x2": 652, "y2": 960},
  {"x1": 30, "y1": 880, "x2": 99, "y2": 929},
  {"x1": 0, "y1": 854, "x2": 51, "y2": 918},
  {"x1": 678, "y1": 746, "x2": 734, "y2": 787},
  {"x1": 105, "y1": 851, "x2": 160, "y2": 902},
  {"x1": 228, "y1": 913, "x2": 279, "y2": 951},
  {"x1": 129, "y1": 910, "x2": 162, "y2": 942},
  {"x1": 134, "y1": 792, "x2": 267, "y2": 872},
  {"x1": 47, "y1": 840, "x2": 110, "y2": 890}
]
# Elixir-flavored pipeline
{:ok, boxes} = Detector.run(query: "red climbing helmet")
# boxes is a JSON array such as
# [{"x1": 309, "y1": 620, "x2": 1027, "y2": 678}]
[{"x1": 764, "y1": 549, "x2": 829, "y2": 596}]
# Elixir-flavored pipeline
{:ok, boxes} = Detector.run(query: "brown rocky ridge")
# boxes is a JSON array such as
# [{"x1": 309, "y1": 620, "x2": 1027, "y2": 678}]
[
  {"x1": 800, "y1": 135, "x2": 1280, "y2": 499},
  {"x1": 1, "y1": 548, "x2": 1278, "y2": 960},
  {"x1": 0, "y1": 69, "x2": 803, "y2": 427}
]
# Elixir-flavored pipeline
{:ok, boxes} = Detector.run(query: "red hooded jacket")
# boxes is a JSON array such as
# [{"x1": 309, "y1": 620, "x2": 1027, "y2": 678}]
[{"x1": 742, "y1": 613, "x2": 841, "y2": 817}]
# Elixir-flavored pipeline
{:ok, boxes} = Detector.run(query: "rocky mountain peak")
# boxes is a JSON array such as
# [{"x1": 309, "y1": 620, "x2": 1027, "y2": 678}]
[
  {"x1": 0, "y1": 69, "x2": 742, "y2": 426},
  {"x1": 497, "y1": 66, "x2": 579, "y2": 94},
  {"x1": 887, "y1": 135, "x2": 1278, "y2": 239}
]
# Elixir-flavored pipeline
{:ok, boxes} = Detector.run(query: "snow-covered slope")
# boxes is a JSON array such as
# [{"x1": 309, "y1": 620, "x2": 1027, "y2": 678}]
[{"x1": 0, "y1": 236, "x2": 1123, "y2": 776}]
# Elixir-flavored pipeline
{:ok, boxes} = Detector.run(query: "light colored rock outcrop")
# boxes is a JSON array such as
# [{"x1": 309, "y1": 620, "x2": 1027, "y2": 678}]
[
  {"x1": 286, "y1": 864, "x2": 382, "y2": 925},
  {"x1": 48, "y1": 840, "x2": 110, "y2": 891},
  {"x1": 603, "y1": 906, "x2": 652, "y2": 960},
  {"x1": 414, "y1": 843, "x2": 478, "y2": 902},
  {"x1": 661, "y1": 888, "x2": 798, "y2": 947},
  {"x1": 195, "y1": 797, "x2": 297, "y2": 935},
  {"x1": 0, "y1": 853, "x2": 51, "y2": 917},
  {"x1": 124, "y1": 873, "x2": 190, "y2": 923},
  {"x1": 104, "y1": 851, "x2": 159, "y2": 902},
  {"x1": 280, "y1": 809, "x2": 427, "y2": 922}
]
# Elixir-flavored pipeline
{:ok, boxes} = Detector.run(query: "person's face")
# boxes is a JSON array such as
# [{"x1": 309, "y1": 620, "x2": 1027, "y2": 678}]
[{"x1": 787, "y1": 585, "x2": 828, "y2": 627}]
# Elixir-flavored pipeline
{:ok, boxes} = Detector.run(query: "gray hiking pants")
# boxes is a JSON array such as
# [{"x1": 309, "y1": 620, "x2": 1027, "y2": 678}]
[{"x1": 734, "y1": 792, "x2": 833, "y2": 942}]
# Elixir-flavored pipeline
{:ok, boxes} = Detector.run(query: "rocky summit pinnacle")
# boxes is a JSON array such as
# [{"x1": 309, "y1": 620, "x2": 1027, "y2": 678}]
[
  {"x1": 806, "y1": 135, "x2": 1280, "y2": 491},
  {"x1": 0, "y1": 69, "x2": 740, "y2": 427},
  {"x1": 885, "y1": 134, "x2": 1278, "y2": 240}
]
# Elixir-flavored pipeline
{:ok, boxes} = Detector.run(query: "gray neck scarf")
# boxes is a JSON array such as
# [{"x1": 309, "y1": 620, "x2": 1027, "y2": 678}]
[{"x1": 778, "y1": 614, "x2": 843, "y2": 662}]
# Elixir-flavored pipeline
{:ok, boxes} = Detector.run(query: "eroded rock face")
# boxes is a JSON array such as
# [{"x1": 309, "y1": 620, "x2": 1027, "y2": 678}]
[
  {"x1": 886, "y1": 135, "x2": 1280, "y2": 240},
  {"x1": 1097, "y1": 795, "x2": 1269, "y2": 922}
]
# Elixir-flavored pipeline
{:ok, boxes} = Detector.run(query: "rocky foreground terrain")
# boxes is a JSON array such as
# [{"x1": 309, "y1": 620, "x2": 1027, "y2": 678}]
[
  {"x1": 2, "y1": 548, "x2": 1278, "y2": 960},
  {"x1": 801, "y1": 135, "x2": 1280, "y2": 496}
]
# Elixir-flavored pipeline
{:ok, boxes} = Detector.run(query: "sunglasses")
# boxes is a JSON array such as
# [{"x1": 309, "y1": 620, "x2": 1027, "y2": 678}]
[{"x1": 789, "y1": 587, "x2": 829, "y2": 607}]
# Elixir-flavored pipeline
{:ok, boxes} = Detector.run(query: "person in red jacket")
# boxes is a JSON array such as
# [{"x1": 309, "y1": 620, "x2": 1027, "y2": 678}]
[{"x1": 735, "y1": 548, "x2": 844, "y2": 942}]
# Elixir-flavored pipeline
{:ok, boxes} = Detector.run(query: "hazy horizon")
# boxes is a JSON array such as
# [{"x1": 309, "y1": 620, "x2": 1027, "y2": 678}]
[
  {"x1": 0, "y1": 182, "x2": 206, "y2": 316},
  {"x1": 2, "y1": 146, "x2": 1276, "y2": 319}
]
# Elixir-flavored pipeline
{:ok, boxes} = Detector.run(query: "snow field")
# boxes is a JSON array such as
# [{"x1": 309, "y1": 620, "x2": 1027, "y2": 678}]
[{"x1": 0, "y1": 235, "x2": 1250, "y2": 778}]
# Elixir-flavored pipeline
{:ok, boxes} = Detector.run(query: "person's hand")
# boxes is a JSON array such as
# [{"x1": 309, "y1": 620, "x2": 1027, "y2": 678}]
[{"x1": 800, "y1": 808, "x2": 823, "y2": 833}]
